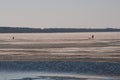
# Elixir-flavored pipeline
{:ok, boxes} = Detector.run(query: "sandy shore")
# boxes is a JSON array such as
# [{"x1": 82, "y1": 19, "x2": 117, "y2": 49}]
[{"x1": 0, "y1": 32, "x2": 120, "y2": 62}]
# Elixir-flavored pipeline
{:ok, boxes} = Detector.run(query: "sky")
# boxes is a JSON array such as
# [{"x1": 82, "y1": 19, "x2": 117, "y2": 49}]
[{"x1": 0, "y1": 0, "x2": 120, "y2": 28}]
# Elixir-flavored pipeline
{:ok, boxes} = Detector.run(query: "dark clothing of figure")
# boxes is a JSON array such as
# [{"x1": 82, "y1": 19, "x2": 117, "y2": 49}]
[
  {"x1": 92, "y1": 35, "x2": 94, "y2": 39},
  {"x1": 12, "y1": 37, "x2": 15, "y2": 39}
]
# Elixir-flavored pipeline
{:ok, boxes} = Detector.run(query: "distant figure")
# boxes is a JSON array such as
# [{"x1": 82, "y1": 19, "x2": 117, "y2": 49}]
[
  {"x1": 12, "y1": 37, "x2": 15, "y2": 40},
  {"x1": 92, "y1": 35, "x2": 94, "y2": 39}
]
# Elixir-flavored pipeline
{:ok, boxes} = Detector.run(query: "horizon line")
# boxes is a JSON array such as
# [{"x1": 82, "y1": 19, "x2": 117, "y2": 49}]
[{"x1": 0, "y1": 26, "x2": 120, "y2": 29}]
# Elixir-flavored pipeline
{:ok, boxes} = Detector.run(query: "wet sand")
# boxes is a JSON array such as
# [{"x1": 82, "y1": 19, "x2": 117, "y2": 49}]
[{"x1": 0, "y1": 32, "x2": 120, "y2": 62}]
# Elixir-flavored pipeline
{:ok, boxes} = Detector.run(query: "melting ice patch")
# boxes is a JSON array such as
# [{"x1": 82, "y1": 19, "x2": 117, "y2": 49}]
[{"x1": 0, "y1": 72, "x2": 119, "y2": 80}]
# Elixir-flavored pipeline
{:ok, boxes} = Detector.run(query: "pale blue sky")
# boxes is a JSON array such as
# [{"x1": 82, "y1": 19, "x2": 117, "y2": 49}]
[{"x1": 0, "y1": 0, "x2": 120, "y2": 28}]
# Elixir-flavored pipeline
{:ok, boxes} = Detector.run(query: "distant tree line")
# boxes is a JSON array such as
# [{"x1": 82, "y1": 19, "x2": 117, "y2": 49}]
[{"x1": 0, "y1": 27, "x2": 120, "y2": 33}]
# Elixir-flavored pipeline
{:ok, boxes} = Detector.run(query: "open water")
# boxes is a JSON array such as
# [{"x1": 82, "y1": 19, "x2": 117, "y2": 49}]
[{"x1": 0, "y1": 61, "x2": 120, "y2": 80}]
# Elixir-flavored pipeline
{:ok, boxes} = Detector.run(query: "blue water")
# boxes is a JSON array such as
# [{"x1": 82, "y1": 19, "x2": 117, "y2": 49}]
[{"x1": 0, "y1": 61, "x2": 120, "y2": 80}]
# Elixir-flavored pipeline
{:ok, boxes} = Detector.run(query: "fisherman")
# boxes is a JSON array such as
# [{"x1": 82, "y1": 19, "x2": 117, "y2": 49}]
[
  {"x1": 92, "y1": 35, "x2": 94, "y2": 39},
  {"x1": 12, "y1": 37, "x2": 15, "y2": 40}
]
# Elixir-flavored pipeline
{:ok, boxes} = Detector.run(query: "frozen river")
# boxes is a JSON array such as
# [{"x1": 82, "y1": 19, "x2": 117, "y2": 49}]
[
  {"x1": 0, "y1": 32, "x2": 120, "y2": 79},
  {"x1": 0, "y1": 32, "x2": 120, "y2": 61}
]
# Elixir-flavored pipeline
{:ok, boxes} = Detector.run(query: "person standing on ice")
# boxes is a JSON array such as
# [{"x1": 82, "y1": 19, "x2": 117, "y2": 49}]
[
  {"x1": 92, "y1": 35, "x2": 94, "y2": 39},
  {"x1": 12, "y1": 37, "x2": 15, "y2": 40}
]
